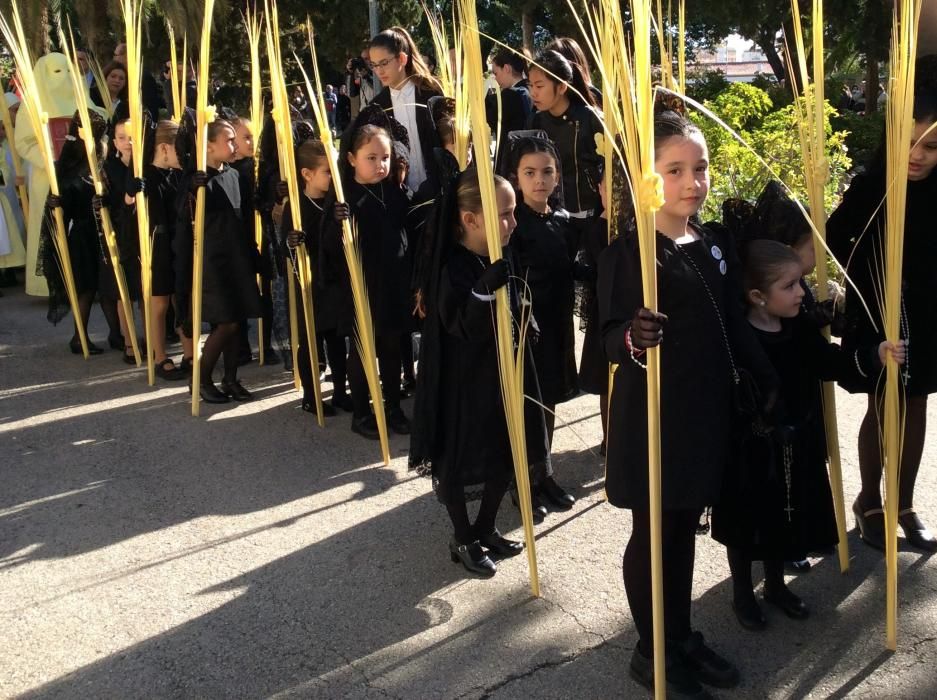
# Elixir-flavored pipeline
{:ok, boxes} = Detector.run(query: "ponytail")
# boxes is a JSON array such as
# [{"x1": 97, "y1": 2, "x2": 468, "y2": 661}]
[
  {"x1": 530, "y1": 50, "x2": 596, "y2": 108},
  {"x1": 370, "y1": 26, "x2": 442, "y2": 94}
]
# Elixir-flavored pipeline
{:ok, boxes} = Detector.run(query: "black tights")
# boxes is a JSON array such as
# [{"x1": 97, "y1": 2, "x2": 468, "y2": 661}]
[
  {"x1": 299, "y1": 331, "x2": 348, "y2": 400},
  {"x1": 200, "y1": 322, "x2": 240, "y2": 385},
  {"x1": 624, "y1": 508, "x2": 700, "y2": 654},
  {"x1": 446, "y1": 478, "x2": 510, "y2": 544},
  {"x1": 347, "y1": 333, "x2": 401, "y2": 419},
  {"x1": 857, "y1": 393, "x2": 928, "y2": 511},
  {"x1": 726, "y1": 548, "x2": 785, "y2": 601},
  {"x1": 70, "y1": 291, "x2": 95, "y2": 344},
  {"x1": 99, "y1": 295, "x2": 121, "y2": 340}
]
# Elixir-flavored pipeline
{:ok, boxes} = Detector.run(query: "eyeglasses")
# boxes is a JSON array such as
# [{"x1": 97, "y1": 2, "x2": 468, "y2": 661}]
[{"x1": 368, "y1": 57, "x2": 398, "y2": 70}]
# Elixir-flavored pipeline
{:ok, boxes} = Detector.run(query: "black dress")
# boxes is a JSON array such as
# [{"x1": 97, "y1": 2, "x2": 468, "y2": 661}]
[
  {"x1": 711, "y1": 316, "x2": 878, "y2": 558},
  {"x1": 282, "y1": 194, "x2": 336, "y2": 332},
  {"x1": 598, "y1": 224, "x2": 774, "y2": 511},
  {"x1": 121, "y1": 164, "x2": 179, "y2": 297},
  {"x1": 577, "y1": 214, "x2": 610, "y2": 395},
  {"x1": 320, "y1": 179, "x2": 412, "y2": 338},
  {"x1": 42, "y1": 168, "x2": 99, "y2": 324},
  {"x1": 828, "y1": 169, "x2": 937, "y2": 396},
  {"x1": 174, "y1": 165, "x2": 262, "y2": 325},
  {"x1": 511, "y1": 202, "x2": 579, "y2": 405},
  {"x1": 412, "y1": 243, "x2": 551, "y2": 504},
  {"x1": 101, "y1": 157, "x2": 141, "y2": 301}
]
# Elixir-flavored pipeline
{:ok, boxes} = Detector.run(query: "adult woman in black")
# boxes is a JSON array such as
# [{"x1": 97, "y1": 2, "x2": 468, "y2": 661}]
[{"x1": 828, "y1": 87, "x2": 937, "y2": 552}]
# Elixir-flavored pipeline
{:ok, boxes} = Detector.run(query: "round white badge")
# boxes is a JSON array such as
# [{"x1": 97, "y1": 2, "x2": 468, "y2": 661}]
[
  {"x1": 711, "y1": 245, "x2": 723, "y2": 260},
  {"x1": 719, "y1": 260, "x2": 728, "y2": 275}
]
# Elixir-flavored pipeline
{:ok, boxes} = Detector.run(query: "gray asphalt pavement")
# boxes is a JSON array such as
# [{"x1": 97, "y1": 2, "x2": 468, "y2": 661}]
[{"x1": 2, "y1": 286, "x2": 936, "y2": 699}]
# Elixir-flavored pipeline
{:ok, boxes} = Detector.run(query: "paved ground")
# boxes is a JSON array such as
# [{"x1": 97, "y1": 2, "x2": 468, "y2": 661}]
[{"x1": 2, "y1": 285, "x2": 936, "y2": 699}]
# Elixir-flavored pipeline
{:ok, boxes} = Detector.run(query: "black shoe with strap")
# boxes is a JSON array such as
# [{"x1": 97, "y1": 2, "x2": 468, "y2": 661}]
[
  {"x1": 853, "y1": 497, "x2": 886, "y2": 550},
  {"x1": 449, "y1": 539, "x2": 496, "y2": 578},
  {"x1": 220, "y1": 379, "x2": 253, "y2": 402},
  {"x1": 510, "y1": 488, "x2": 547, "y2": 523},
  {"x1": 541, "y1": 476, "x2": 575, "y2": 510},
  {"x1": 899, "y1": 510, "x2": 937, "y2": 552},
  {"x1": 477, "y1": 529, "x2": 524, "y2": 558}
]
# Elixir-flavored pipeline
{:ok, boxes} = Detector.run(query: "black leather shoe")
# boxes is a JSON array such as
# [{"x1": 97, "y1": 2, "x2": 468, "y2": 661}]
[
  {"x1": 478, "y1": 529, "x2": 524, "y2": 558},
  {"x1": 853, "y1": 498, "x2": 885, "y2": 551},
  {"x1": 511, "y1": 489, "x2": 547, "y2": 523},
  {"x1": 70, "y1": 339, "x2": 103, "y2": 355},
  {"x1": 351, "y1": 414, "x2": 380, "y2": 440},
  {"x1": 156, "y1": 358, "x2": 186, "y2": 381},
  {"x1": 732, "y1": 594, "x2": 767, "y2": 631},
  {"x1": 302, "y1": 397, "x2": 337, "y2": 416},
  {"x1": 387, "y1": 407, "x2": 411, "y2": 435},
  {"x1": 541, "y1": 476, "x2": 575, "y2": 510},
  {"x1": 449, "y1": 539, "x2": 496, "y2": 578},
  {"x1": 331, "y1": 393, "x2": 354, "y2": 412},
  {"x1": 122, "y1": 347, "x2": 137, "y2": 365},
  {"x1": 764, "y1": 585, "x2": 809, "y2": 619},
  {"x1": 899, "y1": 511, "x2": 937, "y2": 552},
  {"x1": 678, "y1": 631, "x2": 740, "y2": 688},
  {"x1": 629, "y1": 646, "x2": 713, "y2": 699},
  {"x1": 199, "y1": 381, "x2": 230, "y2": 404},
  {"x1": 220, "y1": 379, "x2": 253, "y2": 401}
]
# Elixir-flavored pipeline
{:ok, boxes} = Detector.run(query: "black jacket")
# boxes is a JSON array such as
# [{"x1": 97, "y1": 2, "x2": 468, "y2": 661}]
[
  {"x1": 528, "y1": 103, "x2": 604, "y2": 214},
  {"x1": 371, "y1": 81, "x2": 443, "y2": 187}
]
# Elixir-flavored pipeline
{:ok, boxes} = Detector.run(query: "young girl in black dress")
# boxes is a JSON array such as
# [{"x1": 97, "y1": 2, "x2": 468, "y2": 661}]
[
  {"x1": 43, "y1": 113, "x2": 105, "y2": 354},
  {"x1": 322, "y1": 120, "x2": 412, "y2": 438},
  {"x1": 410, "y1": 168, "x2": 550, "y2": 577},
  {"x1": 144, "y1": 120, "x2": 185, "y2": 380},
  {"x1": 283, "y1": 139, "x2": 350, "y2": 415},
  {"x1": 828, "y1": 87, "x2": 937, "y2": 553},
  {"x1": 598, "y1": 109, "x2": 772, "y2": 696},
  {"x1": 507, "y1": 136, "x2": 577, "y2": 518},
  {"x1": 175, "y1": 119, "x2": 261, "y2": 403},
  {"x1": 713, "y1": 240, "x2": 904, "y2": 631}
]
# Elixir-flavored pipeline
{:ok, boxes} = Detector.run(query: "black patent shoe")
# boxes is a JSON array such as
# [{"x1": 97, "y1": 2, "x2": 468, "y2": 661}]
[
  {"x1": 678, "y1": 631, "x2": 741, "y2": 688},
  {"x1": 899, "y1": 510, "x2": 937, "y2": 552},
  {"x1": 449, "y1": 539, "x2": 496, "y2": 578},
  {"x1": 220, "y1": 379, "x2": 253, "y2": 401},
  {"x1": 629, "y1": 645, "x2": 713, "y2": 699},
  {"x1": 351, "y1": 414, "x2": 380, "y2": 440},
  {"x1": 511, "y1": 489, "x2": 547, "y2": 523},
  {"x1": 302, "y1": 397, "x2": 337, "y2": 417},
  {"x1": 732, "y1": 594, "x2": 767, "y2": 632},
  {"x1": 70, "y1": 339, "x2": 103, "y2": 355},
  {"x1": 853, "y1": 498, "x2": 885, "y2": 551},
  {"x1": 478, "y1": 529, "x2": 524, "y2": 558},
  {"x1": 763, "y1": 585, "x2": 809, "y2": 619},
  {"x1": 541, "y1": 476, "x2": 575, "y2": 510},
  {"x1": 122, "y1": 347, "x2": 137, "y2": 365},
  {"x1": 199, "y1": 381, "x2": 230, "y2": 404},
  {"x1": 331, "y1": 393, "x2": 354, "y2": 413},
  {"x1": 387, "y1": 407, "x2": 411, "y2": 435}
]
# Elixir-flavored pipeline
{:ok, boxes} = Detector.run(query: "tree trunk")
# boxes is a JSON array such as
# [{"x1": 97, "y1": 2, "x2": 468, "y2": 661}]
[
  {"x1": 865, "y1": 58, "x2": 879, "y2": 115},
  {"x1": 522, "y1": 10, "x2": 534, "y2": 54},
  {"x1": 755, "y1": 27, "x2": 786, "y2": 86}
]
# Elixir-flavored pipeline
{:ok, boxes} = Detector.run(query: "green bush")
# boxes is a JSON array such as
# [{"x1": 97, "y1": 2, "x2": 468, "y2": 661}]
[
  {"x1": 690, "y1": 83, "x2": 852, "y2": 222},
  {"x1": 686, "y1": 68, "x2": 731, "y2": 104},
  {"x1": 831, "y1": 109, "x2": 884, "y2": 170}
]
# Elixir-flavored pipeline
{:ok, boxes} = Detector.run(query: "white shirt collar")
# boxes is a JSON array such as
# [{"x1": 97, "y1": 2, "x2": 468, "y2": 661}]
[{"x1": 390, "y1": 79, "x2": 416, "y2": 98}]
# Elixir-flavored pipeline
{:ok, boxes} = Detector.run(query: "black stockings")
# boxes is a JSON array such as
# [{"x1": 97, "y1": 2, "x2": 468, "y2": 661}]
[
  {"x1": 857, "y1": 393, "x2": 928, "y2": 511},
  {"x1": 446, "y1": 479, "x2": 510, "y2": 545},
  {"x1": 200, "y1": 322, "x2": 239, "y2": 385},
  {"x1": 623, "y1": 508, "x2": 700, "y2": 653}
]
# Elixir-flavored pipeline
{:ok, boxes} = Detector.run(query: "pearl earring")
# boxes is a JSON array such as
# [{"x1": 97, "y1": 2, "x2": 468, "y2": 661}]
[{"x1": 760, "y1": 301, "x2": 766, "y2": 306}]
